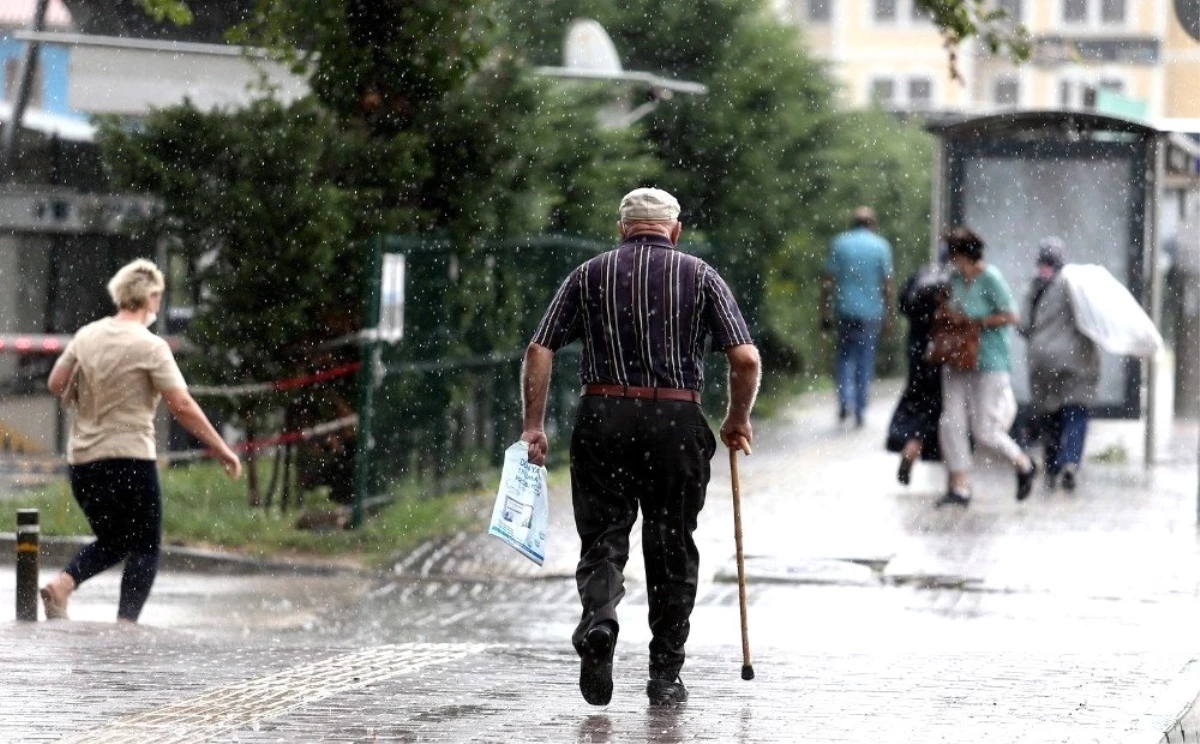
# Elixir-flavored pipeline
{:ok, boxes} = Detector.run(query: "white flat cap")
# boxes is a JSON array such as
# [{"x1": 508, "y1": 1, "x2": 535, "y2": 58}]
[{"x1": 619, "y1": 187, "x2": 680, "y2": 222}]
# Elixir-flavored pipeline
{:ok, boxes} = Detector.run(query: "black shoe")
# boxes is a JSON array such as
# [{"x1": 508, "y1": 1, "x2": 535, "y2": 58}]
[
  {"x1": 579, "y1": 624, "x2": 615, "y2": 706},
  {"x1": 1060, "y1": 466, "x2": 1077, "y2": 493},
  {"x1": 838, "y1": 405, "x2": 848, "y2": 423},
  {"x1": 897, "y1": 456, "x2": 914, "y2": 486},
  {"x1": 1016, "y1": 460, "x2": 1038, "y2": 502},
  {"x1": 1044, "y1": 470, "x2": 1058, "y2": 491},
  {"x1": 646, "y1": 676, "x2": 688, "y2": 706},
  {"x1": 854, "y1": 413, "x2": 864, "y2": 429},
  {"x1": 935, "y1": 489, "x2": 971, "y2": 508}
]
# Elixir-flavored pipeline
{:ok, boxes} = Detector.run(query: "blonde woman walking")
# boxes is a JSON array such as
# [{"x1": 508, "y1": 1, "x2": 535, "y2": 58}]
[{"x1": 40, "y1": 259, "x2": 241, "y2": 623}]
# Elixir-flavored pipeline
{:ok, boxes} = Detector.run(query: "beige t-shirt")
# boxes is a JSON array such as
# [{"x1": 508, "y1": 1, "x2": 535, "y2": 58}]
[{"x1": 60, "y1": 317, "x2": 187, "y2": 464}]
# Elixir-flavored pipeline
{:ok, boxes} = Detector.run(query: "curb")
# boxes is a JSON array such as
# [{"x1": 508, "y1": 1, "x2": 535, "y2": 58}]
[{"x1": 0, "y1": 533, "x2": 371, "y2": 577}]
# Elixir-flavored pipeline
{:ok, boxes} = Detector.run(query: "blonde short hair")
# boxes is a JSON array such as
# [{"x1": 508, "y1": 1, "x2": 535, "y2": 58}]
[{"x1": 107, "y1": 259, "x2": 165, "y2": 311}]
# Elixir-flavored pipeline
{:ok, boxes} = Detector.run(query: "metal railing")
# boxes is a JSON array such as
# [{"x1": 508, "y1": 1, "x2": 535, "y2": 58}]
[{"x1": 350, "y1": 235, "x2": 609, "y2": 526}]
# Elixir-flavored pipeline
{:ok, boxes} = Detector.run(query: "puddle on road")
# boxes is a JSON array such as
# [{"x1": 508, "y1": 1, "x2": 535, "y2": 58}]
[
  {"x1": 715, "y1": 555, "x2": 885, "y2": 587},
  {"x1": 412, "y1": 703, "x2": 498, "y2": 723}
]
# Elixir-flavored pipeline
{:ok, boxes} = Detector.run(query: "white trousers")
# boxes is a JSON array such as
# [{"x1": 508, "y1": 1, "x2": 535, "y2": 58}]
[{"x1": 939, "y1": 368, "x2": 1023, "y2": 474}]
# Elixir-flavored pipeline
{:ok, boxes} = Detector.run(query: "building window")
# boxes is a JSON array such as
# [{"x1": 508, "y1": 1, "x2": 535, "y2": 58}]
[
  {"x1": 994, "y1": 77, "x2": 1020, "y2": 106},
  {"x1": 808, "y1": 0, "x2": 832, "y2": 22},
  {"x1": 996, "y1": 0, "x2": 1022, "y2": 24},
  {"x1": 1100, "y1": 0, "x2": 1125, "y2": 23},
  {"x1": 908, "y1": 77, "x2": 933, "y2": 109},
  {"x1": 1064, "y1": 0, "x2": 1127, "y2": 25},
  {"x1": 1059, "y1": 80, "x2": 1074, "y2": 107},
  {"x1": 1058, "y1": 75, "x2": 1125, "y2": 108},
  {"x1": 873, "y1": 0, "x2": 932, "y2": 24},
  {"x1": 869, "y1": 75, "x2": 936, "y2": 110},
  {"x1": 871, "y1": 78, "x2": 897, "y2": 107}
]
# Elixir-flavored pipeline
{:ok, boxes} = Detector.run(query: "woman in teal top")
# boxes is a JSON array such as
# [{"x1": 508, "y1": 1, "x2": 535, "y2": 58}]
[{"x1": 936, "y1": 227, "x2": 1037, "y2": 507}]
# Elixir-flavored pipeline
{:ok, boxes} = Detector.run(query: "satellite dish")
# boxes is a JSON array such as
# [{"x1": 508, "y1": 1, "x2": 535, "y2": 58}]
[
  {"x1": 563, "y1": 19, "x2": 623, "y2": 74},
  {"x1": 536, "y1": 19, "x2": 707, "y2": 95},
  {"x1": 534, "y1": 18, "x2": 708, "y2": 127}
]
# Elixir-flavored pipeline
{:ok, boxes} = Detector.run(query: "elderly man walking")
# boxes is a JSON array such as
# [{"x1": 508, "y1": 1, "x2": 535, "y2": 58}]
[
  {"x1": 821, "y1": 206, "x2": 894, "y2": 427},
  {"x1": 521, "y1": 187, "x2": 761, "y2": 707}
]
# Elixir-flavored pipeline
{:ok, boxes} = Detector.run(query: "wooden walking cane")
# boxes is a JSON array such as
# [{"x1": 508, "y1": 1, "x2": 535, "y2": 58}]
[{"x1": 730, "y1": 437, "x2": 755, "y2": 681}]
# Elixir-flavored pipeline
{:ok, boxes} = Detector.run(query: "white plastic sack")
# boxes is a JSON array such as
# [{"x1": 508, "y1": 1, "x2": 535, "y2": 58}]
[
  {"x1": 487, "y1": 440, "x2": 548, "y2": 566},
  {"x1": 1060, "y1": 263, "x2": 1163, "y2": 358}
]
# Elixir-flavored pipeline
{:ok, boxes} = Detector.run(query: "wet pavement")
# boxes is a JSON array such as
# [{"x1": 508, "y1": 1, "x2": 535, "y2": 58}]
[{"x1": 2, "y1": 383, "x2": 1200, "y2": 742}]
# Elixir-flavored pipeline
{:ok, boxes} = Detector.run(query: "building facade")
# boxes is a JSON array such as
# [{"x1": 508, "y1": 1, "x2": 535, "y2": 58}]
[
  {"x1": 778, "y1": 0, "x2": 1200, "y2": 120},
  {"x1": 0, "y1": 0, "x2": 77, "y2": 119},
  {"x1": 0, "y1": 0, "x2": 292, "y2": 456}
]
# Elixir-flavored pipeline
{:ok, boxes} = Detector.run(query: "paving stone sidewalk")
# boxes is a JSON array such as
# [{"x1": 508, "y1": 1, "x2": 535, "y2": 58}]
[
  {"x1": 2, "y1": 384, "x2": 1199, "y2": 742},
  {"x1": 1, "y1": 616, "x2": 1197, "y2": 743}
]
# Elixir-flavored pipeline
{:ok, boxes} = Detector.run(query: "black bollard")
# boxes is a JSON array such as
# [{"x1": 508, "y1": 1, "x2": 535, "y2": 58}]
[{"x1": 16, "y1": 509, "x2": 38, "y2": 621}]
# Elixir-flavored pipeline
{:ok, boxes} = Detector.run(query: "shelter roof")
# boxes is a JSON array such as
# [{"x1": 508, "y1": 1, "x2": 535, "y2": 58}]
[{"x1": 926, "y1": 110, "x2": 1161, "y2": 141}]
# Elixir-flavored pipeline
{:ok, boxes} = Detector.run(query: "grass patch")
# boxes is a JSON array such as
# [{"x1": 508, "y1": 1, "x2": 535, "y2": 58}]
[
  {"x1": 9, "y1": 462, "x2": 485, "y2": 568},
  {"x1": 1088, "y1": 444, "x2": 1129, "y2": 464}
]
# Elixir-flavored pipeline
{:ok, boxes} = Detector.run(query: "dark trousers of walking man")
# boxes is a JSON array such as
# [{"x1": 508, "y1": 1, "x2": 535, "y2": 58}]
[{"x1": 570, "y1": 396, "x2": 716, "y2": 681}]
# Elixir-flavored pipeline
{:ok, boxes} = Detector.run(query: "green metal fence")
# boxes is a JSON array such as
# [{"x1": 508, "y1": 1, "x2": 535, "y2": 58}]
[{"x1": 350, "y1": 234, "x2": 609, "y2": 526}]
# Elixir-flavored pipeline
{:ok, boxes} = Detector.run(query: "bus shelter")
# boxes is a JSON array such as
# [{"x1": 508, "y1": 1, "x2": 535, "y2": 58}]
[{"x1": 926, "y1": 110, "x2": 1200, "y2": 463}]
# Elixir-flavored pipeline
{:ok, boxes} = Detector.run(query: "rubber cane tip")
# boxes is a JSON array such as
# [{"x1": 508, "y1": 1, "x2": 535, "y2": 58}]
[{"x1": 741, "y1": 665, "x2": 755, "y2": 681}]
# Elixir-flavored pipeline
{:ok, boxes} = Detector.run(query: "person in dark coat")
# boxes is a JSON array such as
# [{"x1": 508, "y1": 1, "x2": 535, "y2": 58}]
[
  {"x1": 887, "y1": 259, "x2": 948, "y2": 484},
  {"x1": 1018, "y1": 238, "x2": 1100, "y2": 491}
]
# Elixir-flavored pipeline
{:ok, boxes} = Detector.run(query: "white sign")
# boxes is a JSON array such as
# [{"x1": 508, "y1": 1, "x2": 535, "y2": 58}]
[{"x1": 379, "y1": 253, "x2": 406, "y2": 343}]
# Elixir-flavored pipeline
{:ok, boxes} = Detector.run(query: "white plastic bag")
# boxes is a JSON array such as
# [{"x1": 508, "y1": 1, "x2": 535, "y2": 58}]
[
  {"x1": 487, "y1": 440, "x2": 548, "y2": 566},
  {"x1": 1061, "y1": 263, "x2": 1163, "y2": 358}
]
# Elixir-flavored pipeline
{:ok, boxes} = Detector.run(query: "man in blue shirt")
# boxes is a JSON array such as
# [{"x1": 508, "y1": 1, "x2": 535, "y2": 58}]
[{"x1": 821, "y1": 207, "x2": 894, "y2": 427}]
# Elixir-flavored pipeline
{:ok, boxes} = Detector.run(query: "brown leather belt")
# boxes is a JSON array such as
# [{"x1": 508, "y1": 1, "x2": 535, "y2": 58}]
[{"x1": 581, "y1": 383, "x2": 700, "y2": 404}]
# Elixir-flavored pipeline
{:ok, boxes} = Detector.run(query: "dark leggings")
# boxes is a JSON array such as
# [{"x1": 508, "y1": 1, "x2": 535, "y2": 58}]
[{"x1": 63, "y1": 459, "x2": 162, "y2": 622}]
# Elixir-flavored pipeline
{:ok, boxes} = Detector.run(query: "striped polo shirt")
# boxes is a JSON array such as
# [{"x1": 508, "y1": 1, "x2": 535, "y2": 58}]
[{"x1": 531, "y1": 233, "x2": 754, "y2": 392}]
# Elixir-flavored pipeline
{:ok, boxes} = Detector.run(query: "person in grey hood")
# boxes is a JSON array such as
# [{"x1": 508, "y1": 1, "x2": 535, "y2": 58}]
[{"x1": 1019, "y1": 238, "x2": 1100, "y2": 491}]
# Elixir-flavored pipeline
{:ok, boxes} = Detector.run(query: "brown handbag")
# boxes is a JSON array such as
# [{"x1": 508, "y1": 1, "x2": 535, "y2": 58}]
[{"x1": 927, "y1": 305, "x2": 980, "y2": 371}]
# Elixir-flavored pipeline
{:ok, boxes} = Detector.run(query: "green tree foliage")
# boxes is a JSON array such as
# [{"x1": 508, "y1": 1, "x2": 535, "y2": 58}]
[
  {"x1": 98, "y1": 99, "x2": 354, "y2": 438},
  {"x1": 915, "y1": 0, "x2": 1032, "y2": 81},
  {"x1": 231, "y1": 0, "x2": 652, "y2": 240},
  {"x1": 233, "y1": 0, "x2": 498, "y2": 135},
  {"x1": 764, "y1": 111, "x2": 933, "y2": 379},
  {"x1": 108, "y1": 0, "x2": 945, "y2": 507},
  {"x1": 102, "y1": 1, "x2": 654, "y2": 505},
  {"x1": 140, "y1": 0, "x2": 193, "y2": 25},
  {"x1": 499, "y1": 0, "x2": 934, "y2": 375}
]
